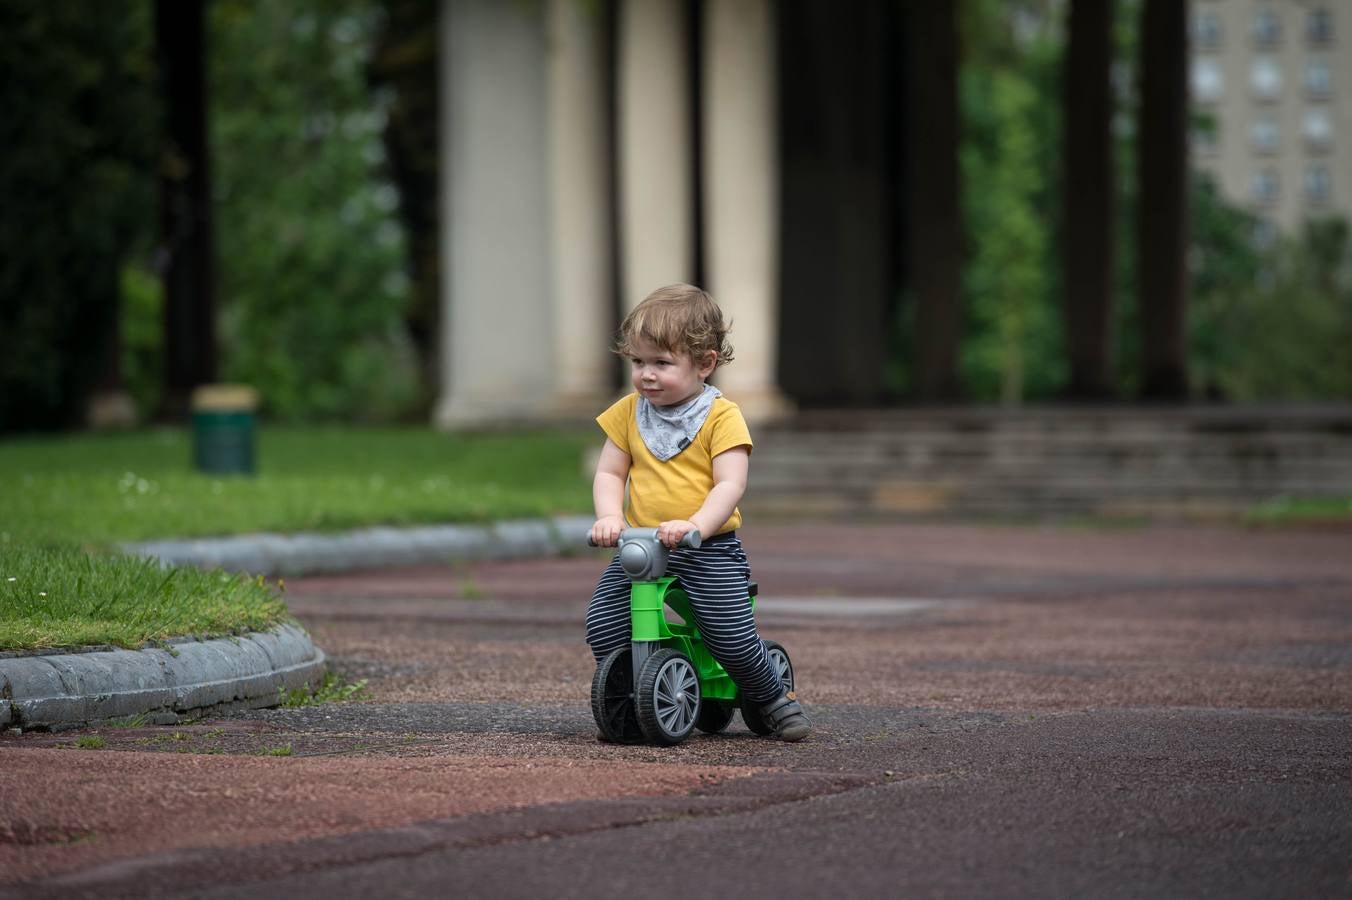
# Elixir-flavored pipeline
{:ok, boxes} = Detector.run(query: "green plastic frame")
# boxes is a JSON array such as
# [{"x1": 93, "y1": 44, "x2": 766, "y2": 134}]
[{"x1": 630, "y1": 577, "x2": 756, "y2": 702}]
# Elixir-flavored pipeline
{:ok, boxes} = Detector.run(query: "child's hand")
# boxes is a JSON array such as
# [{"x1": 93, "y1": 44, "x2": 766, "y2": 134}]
[
  {"x1": 657, "y1": 520, "x2": 698, "y2": 549},
  {"x1": 591, "y1": 516, "x2": 625, "y2": 548}
]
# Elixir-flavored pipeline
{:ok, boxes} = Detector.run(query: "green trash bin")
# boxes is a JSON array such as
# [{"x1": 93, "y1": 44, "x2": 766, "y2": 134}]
[{"x1": 191, "y1": 384, "x2": 259, "y2": 475}]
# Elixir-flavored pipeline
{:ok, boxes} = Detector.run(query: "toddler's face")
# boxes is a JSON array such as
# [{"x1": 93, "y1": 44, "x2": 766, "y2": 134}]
[{"x1": 627, "y1": 337, "x2": 714, "y2": 408}]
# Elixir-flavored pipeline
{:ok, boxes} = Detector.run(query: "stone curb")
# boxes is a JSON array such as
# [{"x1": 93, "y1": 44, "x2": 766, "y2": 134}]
[
  {"x1": 0, "y1": 623, "x2": 326, "y2": 732},
  {"x1": 122, "y1": 514, "x2": 596, "y2": 577},
  {"x1": 6, "y1": 517, "x2": 592, "y2": 732}
]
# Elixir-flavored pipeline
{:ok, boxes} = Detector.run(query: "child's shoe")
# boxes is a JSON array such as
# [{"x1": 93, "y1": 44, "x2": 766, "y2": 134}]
[{"x1": 760, "y1": 693, "x2": 811, "y2": 742}]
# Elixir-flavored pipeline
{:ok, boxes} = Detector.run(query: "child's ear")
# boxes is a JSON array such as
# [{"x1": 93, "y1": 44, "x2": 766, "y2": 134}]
[{"x1": 698, "y1": 350, "x2": 718, "y2": 377}]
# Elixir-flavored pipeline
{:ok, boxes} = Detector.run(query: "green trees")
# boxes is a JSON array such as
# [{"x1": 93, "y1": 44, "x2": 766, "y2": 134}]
[
  {"x1": 1191, "y1": 200, "x2": 1352, "y2": 401},
  {"x1": 210, "y1": 0, "x2": 419, "y2": 421},
  {"x1": 958, "y1": 1, "x2": 1065, "y2": 404}
]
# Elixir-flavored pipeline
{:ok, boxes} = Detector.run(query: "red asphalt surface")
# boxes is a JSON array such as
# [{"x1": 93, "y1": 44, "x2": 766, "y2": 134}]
[{"x1": 2, "y1": 522, "x2": 1350, "y2": 896}]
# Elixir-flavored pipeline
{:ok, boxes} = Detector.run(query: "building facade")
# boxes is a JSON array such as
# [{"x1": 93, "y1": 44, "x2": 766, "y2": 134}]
[{"x1": 1190, "y1": 0, "x2": 1350, "y2": 237}]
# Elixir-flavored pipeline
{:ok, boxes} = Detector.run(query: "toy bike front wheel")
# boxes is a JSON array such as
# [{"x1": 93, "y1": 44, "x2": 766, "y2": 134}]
[
  {"x1": 636, "y1": 649, "x2": 701, "y2": 745},
  {"x1": 592, "y1": 647, "x2": 644, "y2": 743},
  {"x1": 740, "y1": 640, "x2": 795, "y2": 736}
]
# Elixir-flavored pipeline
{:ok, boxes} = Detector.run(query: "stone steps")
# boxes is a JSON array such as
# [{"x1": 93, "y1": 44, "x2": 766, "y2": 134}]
[{"x1": 744, "y1": 405, "x2": 1352, "y2": 520}]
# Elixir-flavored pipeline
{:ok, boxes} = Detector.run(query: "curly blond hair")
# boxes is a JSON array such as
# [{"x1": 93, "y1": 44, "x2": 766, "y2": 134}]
[{"x1": 613, "y1": 284, "x2": 735, "y2": 368}]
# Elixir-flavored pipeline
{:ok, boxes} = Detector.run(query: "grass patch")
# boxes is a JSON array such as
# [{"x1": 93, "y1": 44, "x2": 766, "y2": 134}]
[
  {"x1": 264, "y1": 744, "x2": 293, "y2": 757},
  {"x1": 1246, "y1": 496, "x2": 1352, "y2": 525},
  {"x1": 0, "y1": 545, "x2": 288, "y2": 651},
  {"x1": 281, "y1": 672, "x2": 369, "y2": 707},
  {"x1": 74, "y1": 736, "x2": 106, "y2": 750},
  {"x1": 0, "y1": 426, "x2": 593, "y2": 547}
]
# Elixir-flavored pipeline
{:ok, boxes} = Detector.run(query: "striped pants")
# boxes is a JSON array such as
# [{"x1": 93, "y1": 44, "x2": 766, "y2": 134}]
[{"x1": 585, "y1": 533, "x2": 783, "y2": 704}]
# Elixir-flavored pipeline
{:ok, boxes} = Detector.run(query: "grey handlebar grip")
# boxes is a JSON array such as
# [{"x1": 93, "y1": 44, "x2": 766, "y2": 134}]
[{"x1": 587, "y1": 529, "x2": 702, "y2": 549}]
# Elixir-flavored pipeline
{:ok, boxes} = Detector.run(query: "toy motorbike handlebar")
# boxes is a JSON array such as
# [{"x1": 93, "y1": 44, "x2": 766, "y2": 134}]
[
  {"x1": 587, "y1": 526, "x2": 702, "y2": 580},
  {"x1": 586, "y1": 527, "x2": 702, "y2": 549}
]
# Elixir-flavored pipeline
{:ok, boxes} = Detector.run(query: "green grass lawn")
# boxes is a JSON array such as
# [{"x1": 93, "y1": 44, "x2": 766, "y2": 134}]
[
  {"x1": 1, "y1": 544, "x2": 288, "y2": 651},
  {"x1": 0, "y1": 426, "x2": 593, "y2": 651},
  {"x1": 1, "y1": 426, "x2": 594, "y2": 548}
]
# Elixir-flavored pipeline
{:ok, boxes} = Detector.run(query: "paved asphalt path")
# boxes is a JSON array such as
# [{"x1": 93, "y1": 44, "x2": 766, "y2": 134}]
[{"x1": 4, "y1": 523, "x2": 1351, "y2": 898}]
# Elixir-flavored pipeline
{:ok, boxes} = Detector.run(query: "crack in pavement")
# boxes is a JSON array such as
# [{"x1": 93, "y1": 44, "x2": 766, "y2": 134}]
[{"x1": 10, "y1": 769, "x2": 880, "y2": 900}]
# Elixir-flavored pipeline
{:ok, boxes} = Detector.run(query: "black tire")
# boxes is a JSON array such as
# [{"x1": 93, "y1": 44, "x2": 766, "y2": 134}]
[
  {"x1": 591, "y1": 647, "x2": 643, "y2": 743},
  {"x1": 739, "y1": 640, "x2": 795, "y2": 736},
  {"x1": 695, "y1": 700, "x2": 736, "y2": 734},
  {"x1": 635, "y1": 648, "x2": 701, "y2": 745}
]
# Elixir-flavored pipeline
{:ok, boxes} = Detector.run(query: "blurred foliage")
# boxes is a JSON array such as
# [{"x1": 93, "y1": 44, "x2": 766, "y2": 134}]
[
  {"x1": 1110, "y1": 0, "x2": 1143, "y2": 397},
  {"x1": 0, "y1": 2, "x2": 158, "y2": 431},
  {"x1": 120, "y1": 263, "x2": 165, "y2": 420},
  {"x1": 959, "y1": 0, "x2": 1066, "y2": 404},
  {"x1": 209, "y1": 0, "x2": 419, "y2": 422},
  {"x1": 1192, "y1": 210, "x2": 1352, "y2": 401}
]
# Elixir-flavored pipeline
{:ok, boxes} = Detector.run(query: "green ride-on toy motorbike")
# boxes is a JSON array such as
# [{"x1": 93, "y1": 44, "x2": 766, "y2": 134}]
[{"x1": 588, "y1": 527, "x2": 796, "y2": 746}]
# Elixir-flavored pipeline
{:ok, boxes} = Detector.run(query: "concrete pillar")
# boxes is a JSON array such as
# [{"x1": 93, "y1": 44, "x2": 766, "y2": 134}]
[
  {"x1": 617, "y1": 0, "x2": 694, "y2": 311},
  {"x1": 435, "y1": 0, "x2": 552, "y2": 428},
  {"x1": 547, "y1": 0, "x2": 614, "y2": 413},
  {"x1": 701, "y1": 0, "x2": 790, "y2": 421}
]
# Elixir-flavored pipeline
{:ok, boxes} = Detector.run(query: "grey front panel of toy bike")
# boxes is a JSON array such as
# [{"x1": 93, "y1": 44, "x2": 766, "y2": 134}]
[
  {"x1": 617, "y1": 529, "x2": 670, "y2": 580},
  {"x1": 617, "y1": 527, "x2": 701, "y2": 581}
]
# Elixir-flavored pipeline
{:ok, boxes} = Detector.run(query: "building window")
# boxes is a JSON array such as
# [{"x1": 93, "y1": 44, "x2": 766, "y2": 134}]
[
  {"x1": 1194, "y1": 11, "x2": 1224, "y2": 49},
  {"x1": 1253, "y1": 218, "x2": 1278, "y2": 250},
  {"x1": 1251, "y1": 169, "x2": 1280, "y2": 206},
  {"x1": 1253, "y1": 7, "x2": 1282, "y2": 47},
  {"x1": 1250, "y1": 116, "x2": 1280, "y2": 154},
  {"x1": 1304, "y1": 164, "x2": 1332, "y2": 205},
  {"x1": 1304, "y1": 108, "x2": 1334, "y2": 151},
  {"x1": 1192, "y1": 58, "x2": 1225, "y2": 103},
  {"x1": 1307, "y1": 8, "x2": 1334, "y2": 45},
  {"x1": 1251, "y1": 57, "x2": 1282, "y2": 100},
  {"x1": 1305, "y1": 59, "x2": 1333, "y2": 98}
]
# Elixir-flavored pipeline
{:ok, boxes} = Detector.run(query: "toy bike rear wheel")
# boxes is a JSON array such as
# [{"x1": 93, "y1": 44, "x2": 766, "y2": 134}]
[
  {"x1": 695, "y1": 700, "x2": 736, "y2": 734},
  {"x1": 636, "y1": 649, "x2": 701, "y2": 745},
  {"x1": 740, "y1": 640, "x2": 795, "y2": 736},
  {"x1": 591, "y1": 647, "x2": 643, "y2": 743}
]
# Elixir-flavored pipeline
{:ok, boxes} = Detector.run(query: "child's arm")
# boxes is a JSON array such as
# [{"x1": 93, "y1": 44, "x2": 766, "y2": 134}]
[
  {"x1": 658, "y1": 445, "x2": 749, "y2": 548},
  {"x1": 591, "y1": 438, "x2": 631, "y2": 547}
]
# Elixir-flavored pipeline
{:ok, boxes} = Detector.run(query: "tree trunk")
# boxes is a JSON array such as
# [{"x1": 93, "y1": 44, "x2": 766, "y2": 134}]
[
  {"x1": 1062, "y1": 0, "x2": 1116, "y2": 399},
  {"x1": 777, "y1": 0, "x2": 897, "y2": 406},
  {"x1": 905, "y1": 0, "x2": 962, "y2": 402},
  {"x1": 156, "y1": 0, "x2": 216, "y2": 419},
  {"x1": 1136, "y1": 0, "x2": 1189, "y2": 400}
]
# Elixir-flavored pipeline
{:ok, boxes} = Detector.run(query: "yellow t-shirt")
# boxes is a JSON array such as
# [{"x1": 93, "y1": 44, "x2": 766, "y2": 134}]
[{"x1": 596, "y1": 392, "x2": 753, "y2": 534}]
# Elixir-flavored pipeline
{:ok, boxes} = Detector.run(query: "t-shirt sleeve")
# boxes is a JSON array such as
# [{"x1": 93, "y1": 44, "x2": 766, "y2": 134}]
[
  {"x1": 708, "y1": 400, "x2": 754, "y2": 458},
  {"x1": 596, "y1": 394, "x2": 635, "y2": 454}
]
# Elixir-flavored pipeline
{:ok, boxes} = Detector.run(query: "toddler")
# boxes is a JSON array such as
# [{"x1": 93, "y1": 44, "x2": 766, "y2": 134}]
[{"x1": 587, "y1": 283, "x2": 810, "y2": 741}]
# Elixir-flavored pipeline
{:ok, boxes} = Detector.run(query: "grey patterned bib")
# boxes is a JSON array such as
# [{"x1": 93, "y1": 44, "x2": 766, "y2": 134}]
[{"x1": 636, "y1": 384, "x2": 721, "y2": 461}]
